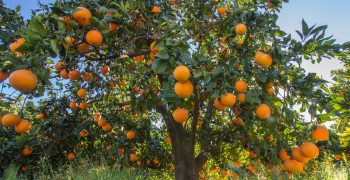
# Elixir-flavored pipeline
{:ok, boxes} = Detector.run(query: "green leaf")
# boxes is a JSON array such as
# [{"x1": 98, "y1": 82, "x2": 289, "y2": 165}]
[
  {"x1": 152, "y1": 59, "x2": 168, "y2": 74},
  {"x1": 50, "y1": 39, "x2": 60, "y2": 54},
  {"x1": 156, "y1": 49, "x2": 170, "y2": 60},
  {"x1": 28, "y1": 17, "x2": 45, "y2": 35},
  {"x1": 302, "y1": 19, "x2": 309, "y2": 37}
]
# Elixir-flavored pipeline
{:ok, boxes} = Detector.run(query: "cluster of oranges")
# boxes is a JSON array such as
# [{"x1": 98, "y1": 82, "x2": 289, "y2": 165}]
[
  {"x1": 1, "y1": 114, "x2": 32, "y2": 134},
  {"x1": 94, "y1": 113, "x2": 112, "y2": 132},
  {"x1": 279, "y1": 126, "x2": 329, "y2": 174}
]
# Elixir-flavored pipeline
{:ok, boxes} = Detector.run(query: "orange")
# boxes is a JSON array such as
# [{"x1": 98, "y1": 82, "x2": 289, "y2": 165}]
[
  {"x1": 150, "y1": 41, "x2": 157, "y2": 50},
  {"x1": 82, "y1": 72, "x2": 93, "y2": 82},
  {"x1": 256, "y1": 53, "x2": 272, "y2": 68},
  {"x1": 284, "y1": 159, "x2": 303, "y2": 174},
  {"x1": 36, "y1": 113, "x2": 45, "y2": 120},
  {"x1": 335, "y1": 154, "x2": 342, "y2": 160},
  {"x1": 165, "y1": 136, "x2": 171, "y2": 143},
  {"x1": 102, "y1": 123, "x2": 112, "y2": 131},
  {"x1": 68, "y1": 70, "x2": 80, "y2": 80},
  {"x1": 266, "y1": 87, "x2": 274, "y2": 95},
  {"x1": 169, "y1": 0, "x2": 176, "y2": 5},
  {"x1": 109, "y1": 22, "x2": 119, "y2": 32},
  {"x1": 151, "y1": 6, "x2": 161, "y2": 16},
  {"x1": 172, "y1": 108, "x2": 189, "y2": 123},
  {"x1": 15, "y1": 120, "x2": 32, "y2": 134},
  {"x1": 247, "y1": 164, "x2": 257, "y2": 174},
  {"x1": 235, "y1": 23, "x2": 247, "y2": 35},
  {"x1": 235, "y1": 80, "x2": 247, "y2": 93},
  {"x1": 55, "y1": 62, "x2": 65, "y2": 71},
  {"x1": 255, "y1": 104, "x2": 271, "y2": 120},
  {"x1": 94, "y1": 113, "x2": 101, "y2": 121},
  {"x1": 9, "y1": 69, "x2": 38, "y2": 92},
  {"x1": 79, "y1": 129, "x2": 88, "y2": 137},
  {"x1": 127, "y1": 130, "x2": 136, "y2": 140},
  {"x1": 60, "y1": 16, "x2": 72, "y2": 29},
  {"x1": 237, "y1": 93, "x2": 246, "y2": 103},
  {"x1": 279, "y1": 149, "x2": 290, "y2": 161},
  {"x1": 77, "y1": 88, "x2": 87, "y2": 97},
  {"x1": 67, "y1": 153, "x2": 76, "y2": 160},
  {"x1": 232, "y1": 118, "x2": 244, "y2": 126},
  {"x1": 79, "y1": 101, "x2": 88, "y2": 109},
  {"x1": 300, "y1": 142, "x2": 319, "y2": 158},
  {"x1": 9, "y1": 38, "x2": 25, "y2": 54},
  {"x1": 220, "y1": 93, "x2": 236, "y2": 106},
  {"x1": 130, "y1": 153, "x2": 137, "y2": 161},
  {"x1": 72, "y1": 7, "x2": 91, "y2": 26},
  {"x1": 255, "y1": 51, "x2": 264, "y2": 62},
  {"x1": 311, "y1": 126, "x2": 329, "y2": 141},
  {"x1": 22, "y1": 147, "x2": 33, "y2": 156},
  {"x1": 86, "y1": 30, "x2": 103, "y2": 46},
  {"x1": 217, "y1": 8, "x2": 226, "y2": 15},
  {"x1": 1, "y1": 113, "x2": 20, "y2": 126},
  {"x1": 174, "y1": 80, "x2": 193, "y2": 98},
  {"x1": 65, "y1": 37, "x2": 75, "y2": 47},
  {"x1": 0, "y1": 71, "x2": 9, "y2": 83},
  {"x1": 100, "y1": 66, "x2": 110, "y2": 75},
  {"x1": 292, "y1": 147, "x2": 309, "y2": 163},
  {"x1": 60, "y1": 70, "x2": 69, "y2": 79},
  {"x1": 214, "y1": 98, "x2": 226, "y2": 110},
  {"x1": 153, "y1": 159, "x2": 159, "y2": 165},
  {"x1": 132, "y1": 55, "x2": 145, "y2": 62},
  {"x1": 173, "y1": 65, "x2": 190, "y2": 82},
  {"x1": 237, "y1": 39, "x2": 244, "y2": 46},
  {"x1": 77, "y1": 43, "x2": 90, "y2": 53},
  {"x1": 266, "y1": 82, "x2": 274, "y2": 88},
  {"x1": 69, "y1": 101, "x2": 77, "y2": 109},
  {"x1": 249, "y1": 151, "x2": 257, "y2": 158},
  {"x1": 117, "y1": 147, "x2": 125, "y2": 154},
  {"x1": 98, "y1": 118, "x2": 107, "y2": 126}
]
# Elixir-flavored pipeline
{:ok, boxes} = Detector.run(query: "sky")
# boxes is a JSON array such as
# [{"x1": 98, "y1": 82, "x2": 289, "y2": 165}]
[{"x1": 3, "y1": 0, "x2": 348, "y2": 82}]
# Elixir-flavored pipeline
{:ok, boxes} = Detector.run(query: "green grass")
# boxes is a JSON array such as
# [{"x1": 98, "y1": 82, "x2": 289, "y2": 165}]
[{"x1": 2, "y1": 160, "x2": 349, "y2": 180}]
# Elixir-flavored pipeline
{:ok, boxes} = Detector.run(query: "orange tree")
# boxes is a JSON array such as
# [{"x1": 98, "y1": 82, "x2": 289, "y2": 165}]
[{"x1": 1, "y1": 0, "x2": 350, "y2": 179}]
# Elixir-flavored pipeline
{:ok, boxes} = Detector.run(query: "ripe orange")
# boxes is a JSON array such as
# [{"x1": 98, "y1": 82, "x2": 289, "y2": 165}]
[
  {"x1": 9, "y1": 69, "x2": 38, "y2": 92},
  {"x1": 100, "y1": 66, "x2": 110, "y2": 75},
  {"x1": 55, "y1": 62, "x2": 65, "y2": 71},
  {"x1": 165, "y1": 137, "x2": 171, "y2": 143},
  {"x1": 232, "y1": 118, "x2": 244, "y2": 126},
  {"x1": 172, "y1": 108, "x2": 189, "y2": 123},
  {"x1": 0, "y1": 71, "x2": 9, "y2": 83},
  {"x1": 255, "y1": 104, "x2": 271, "y2": 120},
  {"x1": 335, "y1": 154, "x2": 342, "y2": 160},
  {"x1": 1, "y1": 113, "x2": 20, "y2": 126},
  {"x1": 9, "y1": 38, "x2": 25, "y2": 54},
  {"x1": 217, "y1": 7, "x2": 226, "y2": 15},
  {"x1": 98, "y1": 118, "x2": 107, "y2": 126},
  {"x1": 133, "y1": 55, "x2": 145, "y2": 62},
  {"x1": 284, "y1": 159, "x2": 303, "y2": 174},
  {"x1": 256, "y1": 53, "x2": 272, "y2": 68},
  {"x1": 68, "y1": 70, "x2": 80, "y2": 80},
  {"x1": 94, "y1": 113, "x2": 102, "y2": 121},
  {"x1": 60, "y1": 70, "x2": 69, "y2": 79},
  {"x1": 292, "y1": 147, "x2": 309, "y2": 163},
  {"x1": 102, "y1": 123, "x2": 112, "y2": 131},
  {"x1": 220, "y1": 93, "x2": 236, "y2": 107},
  {"x1": 266, "y1": 87, "x2": 274, "y2": 95},
  {"x1": 311, "y1": 126, "x2": 329, "y2": 141},
  {"x1": 77, "y1": 88, "x2": 87, "y2": 97},
  {"x1": 69, "y1": 101, "x2": 77, "y2": 109},
  {"x1": 15, "y1": 120, "x2": 32, "y2": 134},
  {"x1": 109, "y1": 22, "x2": 119, "y2": 32},
  {"x1": 77, "y1": 43, "x2": 90, "y2": 53},
  {"x1": 169, "y1": 0, "x2": 176, "y2": 5},
  {"x1": 235, "y1": 80, "x2": 247, "y2": 93},
  {"x1": 86, "y1": 30, "x2": 103, "y2": 46},
  {"x1": 82, "y1": 72, "x2": 93, "y2": 82},
  {"x1": 67, "y1": 153, "x2": 76, "y2": 160},
  {"x1": 300, "y1": 142, "x2": 319, "y2": 158},
  {"x1": 79, "y1": 101, "x2": 88, "y2": 109},
  {"x1": 279, "y1": 149, "x2": 290, "y2": 161},
  {"x1": 130, "y1": 153, "x2": 137, "y2": 161},
  {"x1": 22, "y1": 147, "x2": 33, "y2": 156},
  {"x1": 151, "y1": 6, "x2": 161, "y2": 16},
  {"x1": 117, "y1": 147, "x2": 125, "y2": 154},
  {"x1": 127, "y1": 130, "x2": 136, "y2": 140},
  {"x1": 36, "y1": 113, "x2": 45, "y2": 120},
  {"x1": 79, "y1": 129, "x2": 88, "y2": 137},
  {"x1": 237, "y1": 93, "x2": 246, "y2": 103},
  {"x1": 153, "y1": 159, "x2": 159, "y2": 165},
  {"x1": 235, "y1": 23, "x2": 247, "y2": 35},
  {"x1": 214, "y1": 98, "x2": 226, "y2": 110},
  {"x1": 237, "y1": 39, "x2": 244, "y2": 46},
  {"x1": 72, "y1": 7, "x2": 91, "y2": 26},
  {"x1": 266, "y1": 82, "x2": 274, "y2": 88},
  {"x1": 173, "y1": 65, "x2": 190, "y2": 82},
  {"x1": 174, "y1": 80, "x2": 193, "y2": 98}
]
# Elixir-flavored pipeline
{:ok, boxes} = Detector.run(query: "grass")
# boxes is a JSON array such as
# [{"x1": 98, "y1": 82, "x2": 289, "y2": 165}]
[{"x1": 2, "y1": 160, "x2": 349, "y2": 180}]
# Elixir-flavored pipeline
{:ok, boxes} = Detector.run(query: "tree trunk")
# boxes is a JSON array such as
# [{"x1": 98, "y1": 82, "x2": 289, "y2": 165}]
[{"x1": 173, "y1": 140, "x2": 199, "y2": 180}]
